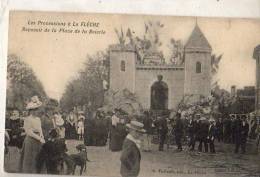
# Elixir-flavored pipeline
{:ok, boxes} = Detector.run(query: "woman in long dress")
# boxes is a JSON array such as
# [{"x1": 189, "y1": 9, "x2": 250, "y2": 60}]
[
  {"x1": 20, "y1": 96, "x2": 45, "y2": 173},
  {"x1": 65, "y1": 112, "x2": 77, "y2": 139}
]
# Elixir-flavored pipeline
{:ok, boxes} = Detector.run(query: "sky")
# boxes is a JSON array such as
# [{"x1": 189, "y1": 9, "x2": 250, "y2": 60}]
[{"x1": 8, "y1": 11, "x2": 260, "y2": 100}]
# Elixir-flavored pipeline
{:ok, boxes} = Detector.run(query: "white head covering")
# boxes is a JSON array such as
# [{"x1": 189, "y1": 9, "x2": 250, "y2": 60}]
[
  {"x1": 26, "y1": 96, "x2": 42, "y2": 110},
  {"x1": 55, "y1": 114, "x2": 64, "y2": 126}
]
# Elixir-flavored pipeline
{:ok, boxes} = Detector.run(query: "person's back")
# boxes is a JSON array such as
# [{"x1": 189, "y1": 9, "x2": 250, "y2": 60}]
[
  {"x1": 120, "y1": 137, "x2": 141, "y2": 177},
  {"x1": 143, "y1": 116, "x2": 153, "y2": 135},
  {"x1": 233, "y1": 119, "x2": 242, "y2": 136},
  {"x1": 175, "y1": 118, "x2": 183, "y2": 135},
  {"x1": 198, "y1": 122, "x2": 209, "y2": 139},
  {"x1": 41, "y1": 114, "x2": 54, "y2": 140}
]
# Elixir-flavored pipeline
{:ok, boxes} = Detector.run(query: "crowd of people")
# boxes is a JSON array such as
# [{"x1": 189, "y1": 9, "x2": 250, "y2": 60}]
[
  {"x1": 4, "y1": 95, "x2": 260, "y2": 175},
  {"x1": 141, "y1": 111, "x2": 255, "y2": 154},
  {"x1": 4, "y1": 95, "x2": 110, "y2": 174}
]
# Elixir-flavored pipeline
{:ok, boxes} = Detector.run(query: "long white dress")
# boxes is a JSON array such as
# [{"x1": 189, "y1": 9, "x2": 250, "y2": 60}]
[{"x1": 20, "y1": 115, "x2": 44, "y2": 173}]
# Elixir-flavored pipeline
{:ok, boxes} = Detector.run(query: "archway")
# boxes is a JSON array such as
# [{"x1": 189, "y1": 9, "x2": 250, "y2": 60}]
[{"x1": 150, "y1": 76, "x2": 168, "y2": 110}]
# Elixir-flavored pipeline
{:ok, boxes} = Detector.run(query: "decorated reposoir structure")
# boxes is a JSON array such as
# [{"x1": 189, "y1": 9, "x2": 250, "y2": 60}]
[{"x1": 109, "y1": 25, "x2": 212, "y2": 110}]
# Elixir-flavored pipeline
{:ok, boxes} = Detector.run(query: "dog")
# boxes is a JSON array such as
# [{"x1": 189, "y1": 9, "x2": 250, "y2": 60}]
[{"x1": 66, "y1": 144, "x2": 90, "y2": 175}]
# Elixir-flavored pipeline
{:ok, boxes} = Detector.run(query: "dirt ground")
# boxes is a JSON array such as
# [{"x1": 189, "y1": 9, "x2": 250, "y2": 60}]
[
  {"x1": 4, "y1": 140, "x2": 260, "y2": 177},
  {"x1": 77, "y1": 141, "x2": 260, "y2": 177}
]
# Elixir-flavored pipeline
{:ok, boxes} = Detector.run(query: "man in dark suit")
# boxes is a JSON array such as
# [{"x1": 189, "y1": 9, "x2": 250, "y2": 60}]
[
  {"x1": 120, "y1": 121, "x2": 145, "y2": 177},
  {"x1": 143, "y1": 111, "x2": 153, "y2": 152},
  {"x1": 197, "y1": 117, "x2": 209, "y2": 153},
  {"x1": 187, "y1": 114, "x2": 199, "y2": 151},
  {"x1": 215, "y1": 117, "x2": 223, "y2": 142},
  {"x1": 174, "y1": 113, "x2": 184, "y2": 151},
  {"x1": 234, "y1": 115, "x2": 249, "y2": 154},
  {"x1": 240, "y1": 116, "x2": 249, "y2": 153},
  {"x1": 154, "y1": 116, "x2": 168, "y2": 151},
  {"x1": 223, "y1": 115, "x2": 232, "y2": 143},
  {"x1": 208, "y1": 118, "x2": 217, "y2": 153}
]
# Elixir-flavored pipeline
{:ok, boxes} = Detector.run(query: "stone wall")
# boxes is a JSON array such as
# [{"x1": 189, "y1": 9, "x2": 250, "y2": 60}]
[
  {"x1": 184, "y1": 52, "x2": 211, "y2": 100},
  {"x1": 109, "y1": 45, "x2": 136, "y2": 93},
  {"x1": 134, "y1": 68, "x2": 185, "y2": 110}
]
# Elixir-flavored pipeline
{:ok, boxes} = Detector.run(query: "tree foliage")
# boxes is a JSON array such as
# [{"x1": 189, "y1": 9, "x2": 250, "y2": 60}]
[
  {"x1": 6, "y1": 54, "x2": 46, "y2": 110},
  {"x1": 60, "y1": 51, "x2": 109, "y2": 112},
  {"x1": 100, "y1": 89, "x2": 143, "y2": 116}
]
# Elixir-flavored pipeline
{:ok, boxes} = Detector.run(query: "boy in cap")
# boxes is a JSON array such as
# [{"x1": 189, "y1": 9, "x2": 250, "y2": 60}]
[{"x1": 120, "y1": 121, "x2": 145, "y2": 177}]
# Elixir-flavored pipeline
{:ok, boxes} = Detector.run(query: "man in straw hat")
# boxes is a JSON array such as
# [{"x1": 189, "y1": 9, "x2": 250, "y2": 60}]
[{"x1": 120, "y1": 120, "x2": 145, "y2": 177}]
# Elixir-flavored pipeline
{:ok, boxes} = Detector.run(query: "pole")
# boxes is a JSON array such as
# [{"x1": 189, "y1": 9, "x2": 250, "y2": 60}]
[{"x1": 253, "y1": 45, "x2": 260, "y2": 152}]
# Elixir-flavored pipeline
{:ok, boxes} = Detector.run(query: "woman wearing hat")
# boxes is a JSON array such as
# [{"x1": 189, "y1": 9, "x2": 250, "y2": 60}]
[
  {"x1": 20, "y1": 96, "x2": 45, "y2": 173},
  {"x1": 120, "y1": 121, "x2": 145, "y2": 177},
  {"x1": 8, "y1": 109, "x2": 25, "y2": 149},
  {"x1": 65, "y1": 111, "x2": 77, "y2": 139}
]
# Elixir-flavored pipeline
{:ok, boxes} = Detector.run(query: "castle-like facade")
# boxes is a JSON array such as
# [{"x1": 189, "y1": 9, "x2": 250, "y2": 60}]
[{"x1": 109, "y1": 25, "x2": 212, "y2": 110}]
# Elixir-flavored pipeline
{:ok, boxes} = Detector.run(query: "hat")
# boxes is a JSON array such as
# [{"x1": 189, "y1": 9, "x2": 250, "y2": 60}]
[
  {"x1": 199, "y1": 117, "x2": 207, "y2": 121},
  {"x1": 209, "y1": 118, "x2": 215, "y2": 122},
  {"x1": 10, "y1": 110, "x2": 20, "y2": 120},
  {"x1": 78, "y1": 111, "x2": 84, "y2": 114},
  {"x1": 230, "y1": 114, "x2": 235, "y2": 117},
  {"x1": 126, "y1": 121, "x2": 146, "y2": 133},
  {"x1": 78, "y1": 115, "x2": 85, "y2": 120},
  {"x1": 241, "y1": 114, "x2": 247, "y2": 120},
  {"x1": 26, "y1": 96, "x2": 42, "y2": 110},
  {"x1": 49, "y1": 128, "x2": 58, "y2": 138},
  {"x1": 55, "y1": 114, "x2": 64, "y2": 126}
]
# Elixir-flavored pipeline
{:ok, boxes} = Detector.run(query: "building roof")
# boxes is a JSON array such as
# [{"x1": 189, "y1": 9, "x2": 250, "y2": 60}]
[{"x1": 185, "y1": 24, "x2": 212, "y2": 52}]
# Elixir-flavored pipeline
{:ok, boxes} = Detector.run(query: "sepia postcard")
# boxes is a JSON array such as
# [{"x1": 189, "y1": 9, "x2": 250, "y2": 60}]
[{"x1": 4, "y1": 10, "x2": 260, "y2": 177}]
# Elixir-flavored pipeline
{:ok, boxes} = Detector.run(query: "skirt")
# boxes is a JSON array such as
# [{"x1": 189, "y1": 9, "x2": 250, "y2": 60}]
[{"x1": 20, "y1": 136, "x2": 42, "y2": 173}]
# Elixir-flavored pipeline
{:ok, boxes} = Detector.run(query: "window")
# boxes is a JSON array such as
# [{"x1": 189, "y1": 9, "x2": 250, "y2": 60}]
[
  {"x1": 120, "y1": 60, "x2": 126, "y2": 71},
  {"x1": 196, "y1": 61, "x2": 202, "y2": 73}
]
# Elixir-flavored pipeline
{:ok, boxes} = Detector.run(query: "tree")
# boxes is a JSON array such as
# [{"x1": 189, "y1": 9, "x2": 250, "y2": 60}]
[
  {"x1": 7, "y1": 54, "x2": 47, "y2": 111},
  {"x1": 60, "y1": 51, "x2": 109, "y2": 112}
]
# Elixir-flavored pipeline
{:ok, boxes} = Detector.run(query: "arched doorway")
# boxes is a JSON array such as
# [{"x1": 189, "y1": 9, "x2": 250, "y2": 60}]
[{"x1": 150, "y1": 75, "x2": 168, "y2": 110}]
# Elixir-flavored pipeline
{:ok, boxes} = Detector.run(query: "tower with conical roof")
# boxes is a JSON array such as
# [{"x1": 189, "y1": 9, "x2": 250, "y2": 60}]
[{"x1": 184, "y1": 24, "x2": 212, "y2": 99}]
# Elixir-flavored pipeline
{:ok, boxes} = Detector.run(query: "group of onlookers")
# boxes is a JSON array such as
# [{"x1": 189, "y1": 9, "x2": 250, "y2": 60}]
[
  {"x1": 4, "y1": 95, "x2": 110, "y2": 174},
  {"x1": 4, "y1": 95, "x2": 258, "y2": 177},
  {"x1": 5, "y1": 96, "x2": 68, "y2": 174},
  {"x1": 140, "y1": 111, "x2": 254, "y2": 155}
]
